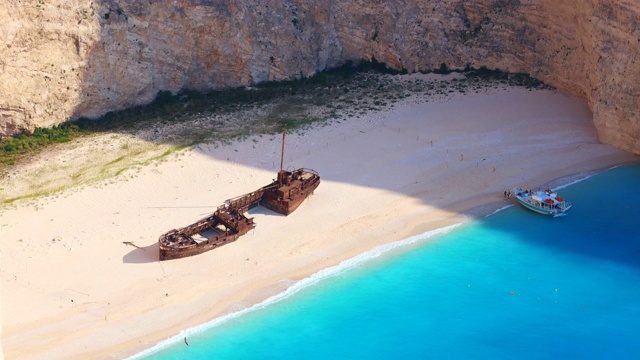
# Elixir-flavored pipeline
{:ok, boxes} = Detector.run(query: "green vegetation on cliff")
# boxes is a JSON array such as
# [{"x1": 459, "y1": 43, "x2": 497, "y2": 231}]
[
  {"x1": 0, "y1": 61, "x2": 550, "y2": 168},
  {"x1": 0, "y1": 125, "x2": 88, "y2": 165}
]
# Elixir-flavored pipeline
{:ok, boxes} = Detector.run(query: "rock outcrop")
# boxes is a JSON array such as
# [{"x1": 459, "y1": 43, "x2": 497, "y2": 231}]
[{"x1": 0, "y1": 0, "x2": 638, "y2": 154}]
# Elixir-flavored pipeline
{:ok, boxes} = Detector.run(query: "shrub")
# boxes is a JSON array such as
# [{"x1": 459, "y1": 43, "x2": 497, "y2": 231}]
[
  {"x1": 433, "y1": 63, "x2": 451, "y2": 74},
  {"x1": 4, "y1": 142, "x2": 17, "y2": 152}
]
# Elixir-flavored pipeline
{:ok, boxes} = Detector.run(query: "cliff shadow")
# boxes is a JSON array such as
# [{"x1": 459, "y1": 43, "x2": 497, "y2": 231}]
[{"x1": 67, "y1": 1, "x2": 640, "y2": 269}]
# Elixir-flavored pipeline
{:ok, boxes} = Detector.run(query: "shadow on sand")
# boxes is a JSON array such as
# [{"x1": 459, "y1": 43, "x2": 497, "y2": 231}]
[
  {"x1": 123, "y1": 242, "x2": 159, "y2": 264},
  {"x1": 71, "y1": 1, "x2": 639, "y2": 269}
]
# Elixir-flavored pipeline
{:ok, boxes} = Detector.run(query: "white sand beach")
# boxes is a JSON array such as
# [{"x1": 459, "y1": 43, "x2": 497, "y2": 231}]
[{"x1": 1, "y1": 80, "x2": 638, "y2": 359}]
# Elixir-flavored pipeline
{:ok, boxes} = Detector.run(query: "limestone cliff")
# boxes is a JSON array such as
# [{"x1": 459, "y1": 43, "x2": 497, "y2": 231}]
[{"x1": 0, "y1": 0, "x2": 638, "y2": 154}]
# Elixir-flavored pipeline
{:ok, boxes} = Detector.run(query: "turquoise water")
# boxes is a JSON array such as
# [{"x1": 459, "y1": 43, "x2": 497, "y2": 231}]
[{"x1": 137, "y1": 164, "x2": 640, "y2": 360}]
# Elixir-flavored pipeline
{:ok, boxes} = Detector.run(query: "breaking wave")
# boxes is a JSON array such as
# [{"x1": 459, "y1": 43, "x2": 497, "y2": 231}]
[{"x1": 127, "y1": 223, "x2": 462, "y2": 359}]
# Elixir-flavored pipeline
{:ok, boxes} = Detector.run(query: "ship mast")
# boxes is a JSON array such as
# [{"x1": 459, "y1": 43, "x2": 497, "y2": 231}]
[
  {"x1": 278, "y1": 131, "x2": 286, "y2": 187},
  {"x1": 280, "y1": 131, "x2": 286, "y2": 172}
]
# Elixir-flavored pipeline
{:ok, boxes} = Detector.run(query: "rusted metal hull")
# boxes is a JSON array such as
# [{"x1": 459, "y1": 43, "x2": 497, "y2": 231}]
[
  {"x1": 260, "y1": 173, "x2": 320, "y2": 215},
  {"x1": 158, "y1": 208, "x2": 257, "y2": 261},
  {"x1": 159, "y1": 232, "x2": 242, "y2": 261},
  {"x1": 158, "y1": 168, "x2": 320, "y2": 261}
]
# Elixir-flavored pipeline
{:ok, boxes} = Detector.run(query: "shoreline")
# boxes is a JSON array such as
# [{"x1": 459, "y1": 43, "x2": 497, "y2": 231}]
[
  {"x1": 127, "y1": 163, "x2": 639, "y2": 360},
  {"x1": 2, "y1": 84, "x2": 638, "y2": 360},
  {"x1": 128, "y1": 221, "x2": 466, "y2": 359}
]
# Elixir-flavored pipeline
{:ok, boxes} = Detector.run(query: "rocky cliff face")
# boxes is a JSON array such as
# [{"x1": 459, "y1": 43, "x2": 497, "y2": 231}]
[{"x1": 0, "y1": 0, "x2": 638, "y2": 154}]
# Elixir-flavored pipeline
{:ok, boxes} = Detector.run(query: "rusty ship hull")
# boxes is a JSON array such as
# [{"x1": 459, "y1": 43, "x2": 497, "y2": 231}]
[
  {"x1": 159, "y1": 168, "x2": 320, "y2": 261},
  {"x1": 158, "y1": 211, "x2": 256, "y2": 261},
  {"x1": 260, "y1": 168, "x2": 320, "y2": 215}
]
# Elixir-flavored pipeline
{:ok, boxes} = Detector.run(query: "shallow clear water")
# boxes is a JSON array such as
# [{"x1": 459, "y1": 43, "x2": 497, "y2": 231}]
[{"x1": 138, "y1": 164, "x2": 640, "y2": 360}]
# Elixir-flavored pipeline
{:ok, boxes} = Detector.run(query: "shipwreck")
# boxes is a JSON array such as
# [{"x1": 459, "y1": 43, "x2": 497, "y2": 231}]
[{"x1": 158, "y1": 133, "x2": 320, "y2": 260}]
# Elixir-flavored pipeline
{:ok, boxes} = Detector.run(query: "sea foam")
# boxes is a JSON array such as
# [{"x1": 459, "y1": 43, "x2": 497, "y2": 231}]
[{"x1": 127, "y1": 223, "x2": 462, "y2": 359}]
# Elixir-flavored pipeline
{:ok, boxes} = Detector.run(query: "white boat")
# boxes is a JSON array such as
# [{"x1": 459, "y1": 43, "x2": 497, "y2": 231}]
[{"x1": 512, "y1": 188, "x2": 572, "y2": 217}]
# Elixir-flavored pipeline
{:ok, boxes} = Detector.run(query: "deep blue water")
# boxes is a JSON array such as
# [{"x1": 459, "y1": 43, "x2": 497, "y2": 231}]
[{"x1": 135, "y1": 164, "x2": 640, "y2": 360}]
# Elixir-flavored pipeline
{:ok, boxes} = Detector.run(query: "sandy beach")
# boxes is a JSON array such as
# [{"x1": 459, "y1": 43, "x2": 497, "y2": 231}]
[{"x1": 1, "y1": 76, "x2": 638, "y2": 359}]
